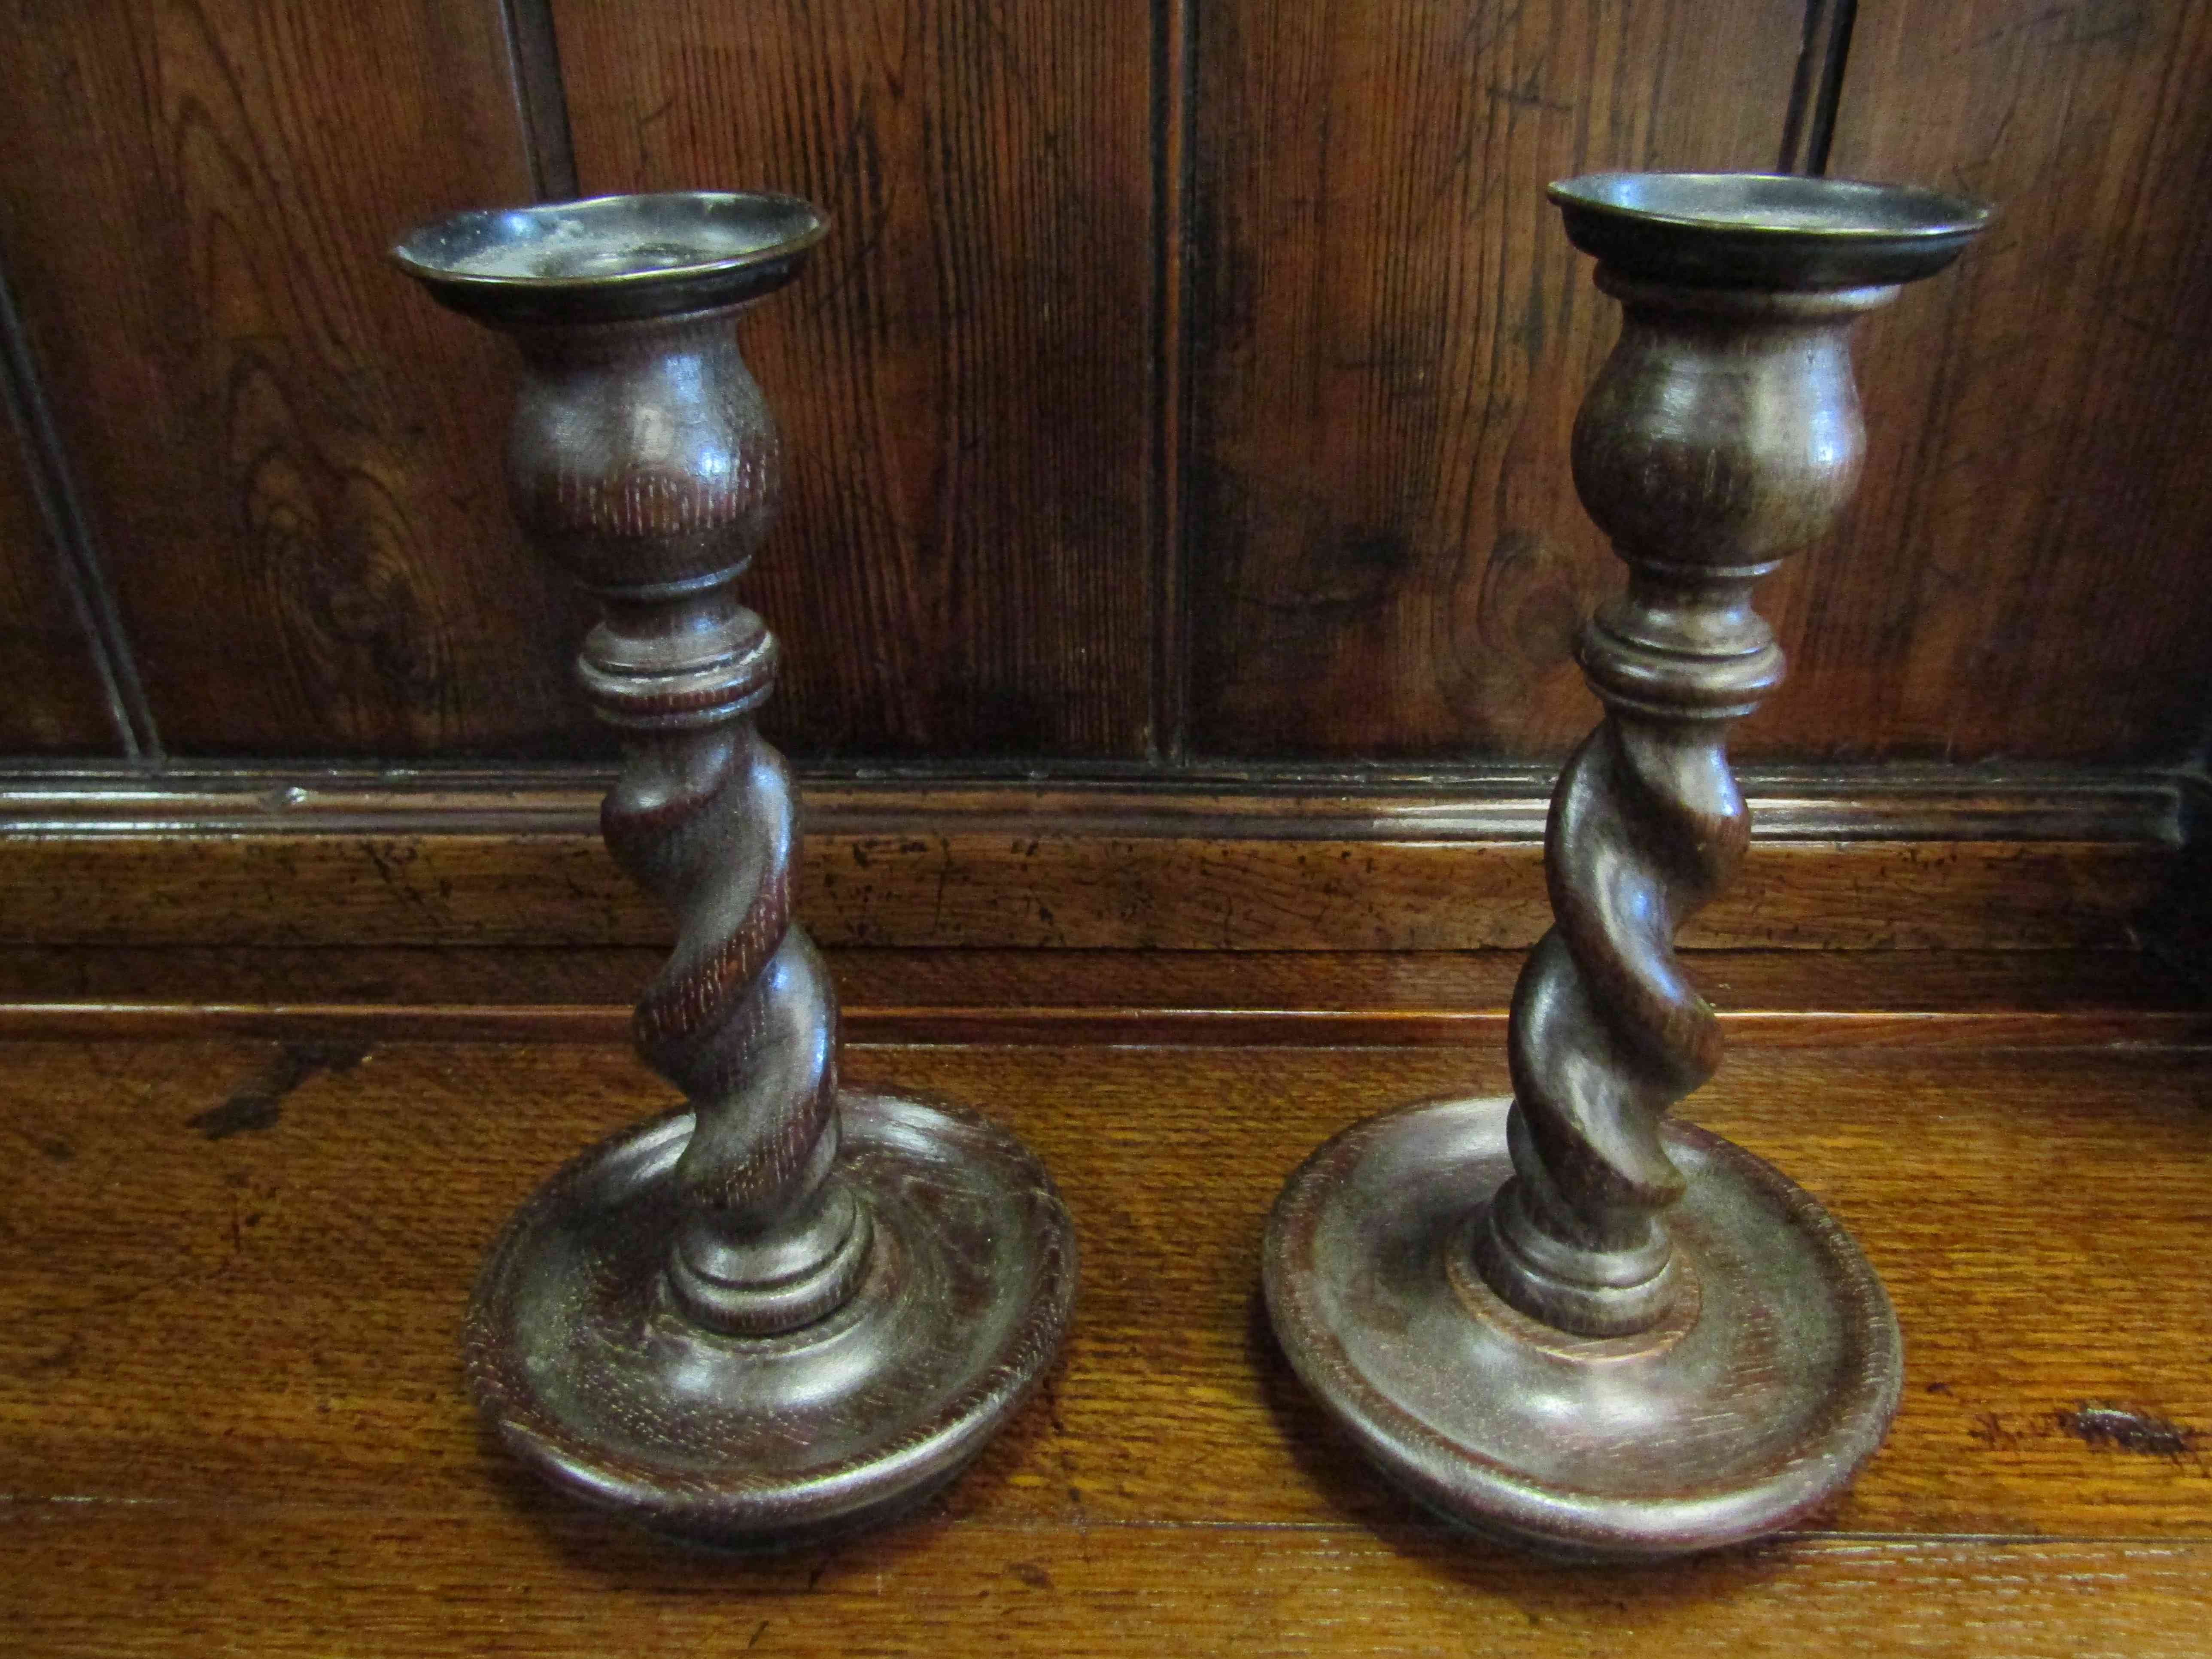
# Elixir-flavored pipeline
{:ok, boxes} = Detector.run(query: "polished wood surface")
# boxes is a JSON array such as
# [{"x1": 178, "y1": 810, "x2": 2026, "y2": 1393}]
[
  {"x1": 0, "y1": 945, "x2": 2198, "y2": 1049},
  {"x1": 0, "y1": 0, "x2": 591, "y2": 755},
  {"x1": 0, "y1": 821, "x2": 2166, "y2": 951},
  {"x1": 553, "y1": 0, "x2": 1158, "y2": 760},
  {"x1": 1174, "y1": 0, "x2": 2212, "y2": 766},
  {"x1": 0, "y1": 940, "x2": 2186, "y2": 1013},
  {"x1": 13, "y1": 1519, "x2": 2211, "y2": 1657},
  {"x1": 4, "y1": 960, "x2": 2209, "y2": 1652},
  {"x1": 0, "y1": 763, "x2": 2178, "y2": 951}
]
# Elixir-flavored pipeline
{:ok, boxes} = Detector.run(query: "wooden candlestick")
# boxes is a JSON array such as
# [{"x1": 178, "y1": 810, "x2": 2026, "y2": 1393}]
[
  {"x1": 392, "y1": 192, "x2": 1076, "y2": 1548},
  {"x1": 1263, "y1": 173, "x2": 1988, "y2": 1560}
]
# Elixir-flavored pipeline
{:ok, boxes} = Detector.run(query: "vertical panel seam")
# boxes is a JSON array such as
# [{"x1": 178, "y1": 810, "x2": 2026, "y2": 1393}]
[
  {"x1": 1805, "y1": 0, "x2": 1858, "y2": 176},
  {"x1": 1778, "y1": 0, "x2": 1830, "y2": 172},
  {"x1": 1781, "y1": 0, "x2": 1857, "y2": 176},
  {"x1": 499, "y1": 0, "x2": 580, "y2": 201},
  {"x1": 1150, "y1": 0, "x2": 1194, "y2": 768},
  {"x1": 0, "y1": 262, "x2": 159, "y2": 762}
]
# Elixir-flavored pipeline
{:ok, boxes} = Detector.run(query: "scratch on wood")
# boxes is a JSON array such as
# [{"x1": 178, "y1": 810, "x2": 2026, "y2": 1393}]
[
  {"x1": 1484, "y1": 73, "x2": 1572, "y2": 115},
  {"x1": 1967, "y1": 1410, "x2": 2020, "y2": 1451},
  {"x1": 2057, "y1": 1403, "x2": 2199, "y2": 1458}
]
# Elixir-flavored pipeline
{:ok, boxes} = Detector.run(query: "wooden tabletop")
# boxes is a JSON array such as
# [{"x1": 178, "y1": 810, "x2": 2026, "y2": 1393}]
[{"x1": 3, "y1": 949, "x2": 2207, "y2": 1655}]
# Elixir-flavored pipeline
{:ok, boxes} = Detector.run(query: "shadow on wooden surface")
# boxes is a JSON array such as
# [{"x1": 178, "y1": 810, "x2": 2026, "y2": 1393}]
[{"x1": 2, "y1": 986, "x2": 2208, "y2": 1653}]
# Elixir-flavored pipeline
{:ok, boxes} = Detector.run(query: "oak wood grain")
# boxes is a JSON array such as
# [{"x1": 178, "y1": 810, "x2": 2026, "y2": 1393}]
[
  {"x1": 0, "y1": 828, "x2": 2164, "y2": 950},
  {"x1": 32, "y1": 941, "x2": 2212, "y2": 1012},
  {"x1": 1804, "y1": 0, "x2": 2212, "y2": 762},
  {"x1": 0, "y1": 942, "x2": 2190, "y2": 1026},
  {"x1": 0, "y1": 0, "x2": 2200, "y2": 789},
  {"x1": 1183, "y1": 0, "x2": 1810, "y2": 760},
  {"x1": 8, "y1": 1517, "x2": 2210, "y2": 1659},
  {"x1": 1, "y1": 1030, "x2": 2209, "y2": 1655},
  {"x1": 0, "y1": 944, "x2": 2199, "y2": 1051},
  {"x1": 0, "y1": 1039, "x2": 2205, "y2": 1536},
  {"x1": 0, "y1": 0, "x2": 592, "y2": 754},
  {"x1": 550, "y1": 0, "x2": 1157, "y2": 760},
  {"x1": 0, "y1": 754, "x2": 2178, "y2": 951},
  {"x1": 13, "y1": 1002, "x2": 2209, "y2": 1054},
  {"x1": 0, "y1": 425, "x2": 115, "y2": 752}
]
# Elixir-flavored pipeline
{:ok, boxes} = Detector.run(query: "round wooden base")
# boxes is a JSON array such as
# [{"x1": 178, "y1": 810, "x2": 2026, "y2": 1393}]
[
  {"x1": 465, "y1": 1089, "x2": 1077, "y2": 1549},
  {"x1": 1263, "y1": 1096, "x2": 1900, "y2": 1561}
]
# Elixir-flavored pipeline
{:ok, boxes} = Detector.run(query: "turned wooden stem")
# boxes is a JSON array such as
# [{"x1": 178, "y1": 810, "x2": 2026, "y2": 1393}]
[
  {"x1": 394, "y1": 193, "x2": 1079, "y2": 1547},
  {"x1": 1263, "y1": 174, "x2": 1983, "y2": 1558},
  {"x1": 1472, "y1": 275, "x2": 1898, "y2": 1338},
  {"x1": 508, "y1": 311, "x2": 866, "y2": 1336}
]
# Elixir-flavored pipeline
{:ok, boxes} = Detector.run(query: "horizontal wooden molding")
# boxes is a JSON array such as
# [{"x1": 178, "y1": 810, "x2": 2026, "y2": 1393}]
[
  {"x1": 5, "y1": 1003, "x2": 2203, "y2": 1051},
  {"x1": 0, "y1": 761, "x2": 2181, "y2": 840},
  {"x1": 0, "y1": 763, "x2": 2182, "y2": 950}
]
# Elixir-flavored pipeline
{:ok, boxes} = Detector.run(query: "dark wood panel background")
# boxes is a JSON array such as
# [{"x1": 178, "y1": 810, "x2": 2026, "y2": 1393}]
[
  {"x1": 0, "y1": 404, "x2": 117, "y2": 752},
  {"x1": 0, "y1": 0, "x2": 2202, "y2": 769},
  {"x1": 552, "y1": 0, "x2": 1158, "y2": 760},
  {"x1": 0, "y1": 0, "x2": 594, "y2": 757},
  {"x1": 1799, "y1": 0, "x2": 2212, "y2": 763},
  {"x1": 1182, "y1": 0, "x2": 1809, "y2": 759}
]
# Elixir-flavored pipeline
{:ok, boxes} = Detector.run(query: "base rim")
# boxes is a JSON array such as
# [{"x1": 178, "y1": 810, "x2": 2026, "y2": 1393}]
[
  {"x1": 1262, "y1": 1094, "x2": 1902, "y2": 1562},
  {"x1": 465, "y1": 1087, "x2": 1077, "y2": 1549}
]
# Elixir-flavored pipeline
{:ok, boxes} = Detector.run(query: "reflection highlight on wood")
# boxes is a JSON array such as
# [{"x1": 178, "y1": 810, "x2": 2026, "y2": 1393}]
[
  {"x1": 2, "y1": 1039, "x2": 2208, "y2": 1534},
  {"x1": 1, "y1": 1029, "x2": 2208, "y2": 1652},
  {"x1": 0, "y1": 946, "x2": 2199, "y2": 1051},
  {"x1": 0, "y1": 765, "x2": 2176, "y2": 949}
]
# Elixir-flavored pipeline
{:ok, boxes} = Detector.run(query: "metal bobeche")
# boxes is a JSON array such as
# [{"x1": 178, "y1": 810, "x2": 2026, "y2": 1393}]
[
  {"x1": 392, "y1": 191, "x2": 830, "y2": 323},
  {"x1": 1550, "y1": 170, "x2": 1991, "y2": 287}
]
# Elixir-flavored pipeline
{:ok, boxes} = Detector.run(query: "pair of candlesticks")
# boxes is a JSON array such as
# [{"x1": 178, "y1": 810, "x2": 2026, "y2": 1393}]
[{"x1": 393, "y1": 171, "x2": 1987, "y2": 1561}]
